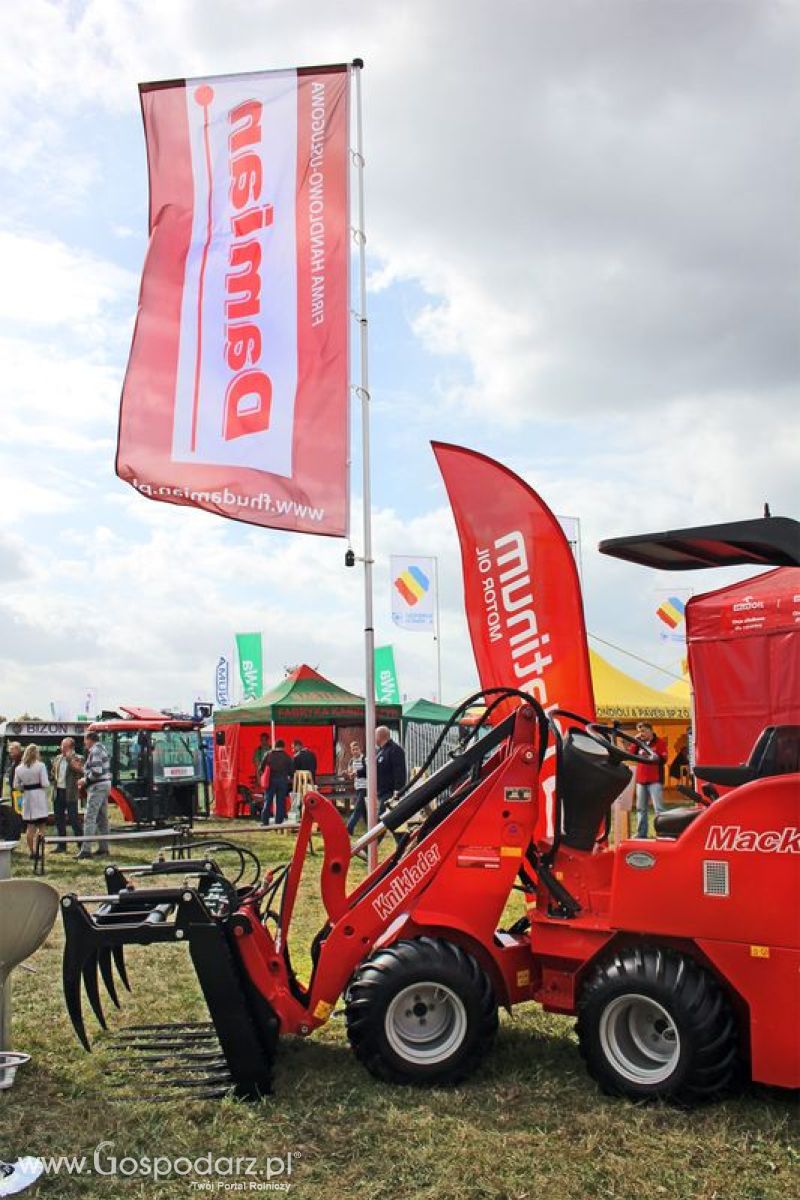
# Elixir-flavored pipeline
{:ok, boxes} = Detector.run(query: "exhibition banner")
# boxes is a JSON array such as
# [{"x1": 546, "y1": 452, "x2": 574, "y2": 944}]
[
  {"x1": 656, "y1": 592, "x2": 690, "y2": 642},
  {"x1": 434, "y1": 442, "x2": 595, "y2": 832},
  {"x1": 433, "y1": 442, "x2": 594, "y2": 719},
  {"x1": 391, "y1": 556, "x2": 436, "y2": 632},
  {"x1": 215, "y1": 655, "x2": 231, "y2": 706},
  {"x1": 117, "y1": 65, "x2": 351, "y2": 535},
  {"x1": 374, "y1": 645, "x2": 401, "y2": 704},
  {"x1": 235, "y1": 632, "x2": 263, "y2": 699}
]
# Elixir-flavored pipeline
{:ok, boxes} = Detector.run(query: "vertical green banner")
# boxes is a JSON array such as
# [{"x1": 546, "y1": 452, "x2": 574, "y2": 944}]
[
  {"x1": 375, "y1": 644, "x2": 401, "y2": 704},
  {"x1": 235, "y1": 632, "x2": 263, "y2": 699}
]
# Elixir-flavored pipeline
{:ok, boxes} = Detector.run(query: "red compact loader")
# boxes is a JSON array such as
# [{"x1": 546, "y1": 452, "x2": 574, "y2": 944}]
[{"x1": 60, "y1": 517, "x2": 800, "y2": 1103}]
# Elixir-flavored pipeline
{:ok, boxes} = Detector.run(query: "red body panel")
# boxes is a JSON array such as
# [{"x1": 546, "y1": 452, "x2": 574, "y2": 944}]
[
  {"x1": 610, "y1": 776, "x2": 799, "y2": 948},
  {"x1": 696, "y1": 939, "x2": 800, "y2": 1088},
  {"x1": 607, "y1": 774, "x2": 800, "y2": 1086}
]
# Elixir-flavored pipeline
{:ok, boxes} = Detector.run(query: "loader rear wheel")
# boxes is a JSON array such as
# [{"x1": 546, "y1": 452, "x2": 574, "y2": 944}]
[
  {"x1": 576, "y1": 946, "x2": 740, "y2": 1103},
  {"x1": 345, "y1": 937, "x2": 498, "y2": 1086}
]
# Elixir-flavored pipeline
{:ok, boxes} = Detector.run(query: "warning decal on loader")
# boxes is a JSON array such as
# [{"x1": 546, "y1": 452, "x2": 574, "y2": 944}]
[{"x1": 505, "y1": 787, "x2": 532, "y2": 803}]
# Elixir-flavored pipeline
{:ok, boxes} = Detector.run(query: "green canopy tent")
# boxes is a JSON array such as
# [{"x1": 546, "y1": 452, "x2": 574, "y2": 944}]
[
  {"x1": 402, "y1": 699, "x2": 457, "y2": 725},
  {"x1": 213, "y1": 665, "x2": 402, "y2": 816},
  {"x1": 402, "y1": 698, "x2": 460, "y2": 775}
]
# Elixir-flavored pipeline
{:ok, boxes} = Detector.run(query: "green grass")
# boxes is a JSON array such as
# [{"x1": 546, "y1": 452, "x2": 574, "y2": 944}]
[{"x1": 3, "y1": 821, "x2": 798, "y2": 1199}]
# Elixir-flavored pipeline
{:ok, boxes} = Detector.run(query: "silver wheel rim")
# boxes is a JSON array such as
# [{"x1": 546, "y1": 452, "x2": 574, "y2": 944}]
[
  {"x1": 384, "y1": 982, "x2": 468, "y2": 1065},
  {"x1": 599, "y1": 994, "x2": 680, "y2": 1085}
]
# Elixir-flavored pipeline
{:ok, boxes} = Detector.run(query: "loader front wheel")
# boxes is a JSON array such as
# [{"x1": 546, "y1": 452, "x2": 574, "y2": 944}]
[
  {"x1": 576, "y1": 946, "x2": 740, "y2": 1103},
  {"x1": 345, "y1": 937, "x2": 498, "y2": 1085}
]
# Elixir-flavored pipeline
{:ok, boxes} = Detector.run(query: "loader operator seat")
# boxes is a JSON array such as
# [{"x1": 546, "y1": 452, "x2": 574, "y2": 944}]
[
  {"x1": 653, "y1": 725, "x2": 800, "y2": 840},
  {"x1": 652, "y1": 806, "x2": 702, "y2": 839},
  {"x1": 555, "y1": 719, "x2": 658, "y2": 852}
]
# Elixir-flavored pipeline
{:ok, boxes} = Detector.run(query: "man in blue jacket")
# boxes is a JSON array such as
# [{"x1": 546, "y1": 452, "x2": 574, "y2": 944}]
[{"x1": 375, "y1": 726, "x2": 407, "y2": 819}]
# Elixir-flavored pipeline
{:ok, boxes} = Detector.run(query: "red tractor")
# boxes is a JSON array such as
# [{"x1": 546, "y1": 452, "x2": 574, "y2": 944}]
[
  {"x1": 60, "y1": 517, "x2": 800, "y2": 1103},
  {"x1": 89, "y1": 707, "x2": 210, "y2": 826}
]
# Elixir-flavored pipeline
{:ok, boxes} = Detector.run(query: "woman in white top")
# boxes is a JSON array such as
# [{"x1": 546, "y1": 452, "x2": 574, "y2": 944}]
[{"x1": 13, "y1": 744, "x2": 50, "y2": 857}]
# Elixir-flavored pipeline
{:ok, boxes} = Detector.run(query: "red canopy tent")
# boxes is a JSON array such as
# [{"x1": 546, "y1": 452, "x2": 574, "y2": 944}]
[
  {"x1": 686, "y1": 567, "x2": 800, "y2": 766},
  {"x1": 212, "y1": 665, "x2": 402, "y2": 817}
]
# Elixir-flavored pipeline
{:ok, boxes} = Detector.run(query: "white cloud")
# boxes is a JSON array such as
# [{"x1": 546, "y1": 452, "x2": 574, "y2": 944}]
[{"x1": 0, "y1": 232, "x2": 136, "y2": 331}]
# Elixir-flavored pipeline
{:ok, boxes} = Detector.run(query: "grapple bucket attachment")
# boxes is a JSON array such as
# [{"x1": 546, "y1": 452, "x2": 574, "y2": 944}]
[{"x1": 61, "y1": 858, "x2": 279, "y2": 1100}]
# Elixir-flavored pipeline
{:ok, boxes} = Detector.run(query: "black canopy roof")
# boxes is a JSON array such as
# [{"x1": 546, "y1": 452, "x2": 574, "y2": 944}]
[{"x1": 598, "y1": 516, "x2": 800, "y2": 571}]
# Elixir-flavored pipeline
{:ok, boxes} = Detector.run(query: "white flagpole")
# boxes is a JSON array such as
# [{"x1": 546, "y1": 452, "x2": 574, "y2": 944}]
[
  {"x1": 433, "y1": 556, "x2": 442, "y2": 703},
  {"x1": 352, "y1": 59, "x2": 379, "y2": 871}
]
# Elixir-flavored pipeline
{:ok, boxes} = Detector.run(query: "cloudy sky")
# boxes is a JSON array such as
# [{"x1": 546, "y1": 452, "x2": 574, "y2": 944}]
[{"x1": 0, "y1": 0, "x2": 797, "y2": 720}]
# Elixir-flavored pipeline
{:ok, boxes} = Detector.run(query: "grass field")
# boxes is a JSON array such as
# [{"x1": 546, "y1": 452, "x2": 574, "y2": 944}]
[{"x1": 3, "y1": 821, "x2": 798, "y2": 1200}]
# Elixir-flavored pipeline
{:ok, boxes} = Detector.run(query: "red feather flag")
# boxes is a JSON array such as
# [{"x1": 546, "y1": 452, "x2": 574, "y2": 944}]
[{"x1": 433, "y1": 442, "x2": 595, "y2": 829}]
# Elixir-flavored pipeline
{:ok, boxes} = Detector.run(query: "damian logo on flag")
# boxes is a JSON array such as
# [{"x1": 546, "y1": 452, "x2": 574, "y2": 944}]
[
  {"x1": 171, "y1": 73, "x2": 306, "y2": 478},
  {"x1": 394, "y1": 565, "x2": 430, "y2": 608}
]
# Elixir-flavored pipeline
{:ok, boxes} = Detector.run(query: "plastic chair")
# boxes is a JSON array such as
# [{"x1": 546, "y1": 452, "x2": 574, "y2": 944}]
[{"x1": 0, "y1": 879, "x2": 59, "y2": 1089}]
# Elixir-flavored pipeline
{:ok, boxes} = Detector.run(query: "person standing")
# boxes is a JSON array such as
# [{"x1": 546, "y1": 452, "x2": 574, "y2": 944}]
[
  {"x1": 5, "y1": 741, "x2": 22, "y2": 807},
  {"x1": 291, "y1": 739, "x2": 317, "y2": 781},
  {"x1": 78, "y1": 730, "x2": 111, "y2": 859},
  {"x1": 260, "y1": 739, "x2": 293, "y2": 825},
  {"x1": 634, "y1": 722, "x2": 667, "y2": 838},
  {"x1": 13, "y1": 744, "x2": 50, "y2": 858},
  {"x1": 375, "y1": 726, "x2": 407, "y2": 819},
  {"x1": 51, "y1": 737, "x2": 82, "y2": 852},
  {"x1": 253, "y1": 733, "x2": 271, "y2": 782},
  {"x1": 346, "y1": 740, "x2": 368, "y2": 835}
]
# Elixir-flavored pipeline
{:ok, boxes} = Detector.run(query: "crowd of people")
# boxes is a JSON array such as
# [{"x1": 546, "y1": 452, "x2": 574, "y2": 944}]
[
  {"x1": 250, "y1": 726, "x2": 408, "y2": 835},
  {"x1": 2, "y1": 718, "x2": 680, "y2": 857},
  {"x1": 5, "y1": 733, "x2": 111, "y2": 859},
  {"x1": 251, "y1": 736, "x2": 319, "y2": 825},
  {"x1": 2, "y1": 723, "x2": 412, "y2": 854}
]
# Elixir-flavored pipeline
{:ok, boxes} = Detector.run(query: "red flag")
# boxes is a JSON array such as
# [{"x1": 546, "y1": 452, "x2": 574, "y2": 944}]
[
  {"x1": 433, "y1": 442, "x2": 595, "y2": 720},
  {"x1": 117, "y1": 65, "x2": 351, "y2": 535},
  {"x1": 434, "y1": 442, "x2": 595, "y2": 838}
]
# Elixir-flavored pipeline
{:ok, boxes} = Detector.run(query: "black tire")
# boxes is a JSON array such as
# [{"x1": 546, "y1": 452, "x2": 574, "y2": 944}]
[
  {"x1": 345, "y1": 937, "x2": 498, "y2": 1086},
  {"x1": 576, "y1": 946, "x2": 740, "y2": 1103}
]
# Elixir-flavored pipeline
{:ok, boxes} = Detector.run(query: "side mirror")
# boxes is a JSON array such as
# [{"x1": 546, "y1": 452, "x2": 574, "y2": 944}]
[{"x1": 215, "y1": 730, "x2": 225, "y2": 746}]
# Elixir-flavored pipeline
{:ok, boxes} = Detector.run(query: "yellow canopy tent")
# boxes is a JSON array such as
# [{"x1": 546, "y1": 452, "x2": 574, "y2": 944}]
[
  {"x1": 589, "y1": 650, "x2": 690, "y2": 721},
  {"x1": 662, "y1": 676, "x2": 691, "y2": 705},
  {"x1": 589, "y1": 649, "x2": 690, "y2": 799}
]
